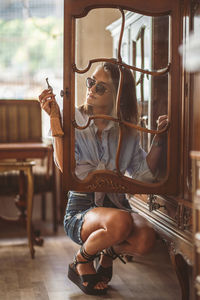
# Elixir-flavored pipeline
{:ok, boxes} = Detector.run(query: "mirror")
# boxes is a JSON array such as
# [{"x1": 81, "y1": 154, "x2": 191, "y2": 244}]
[{"x1": 72, "y1": 8, "x2": 169, "y2": 185}]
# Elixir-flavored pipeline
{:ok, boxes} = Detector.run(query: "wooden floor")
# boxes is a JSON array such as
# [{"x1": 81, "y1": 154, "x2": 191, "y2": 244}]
[{"x1": 0, "y1": 222, "x2": 182, "y2": 300}]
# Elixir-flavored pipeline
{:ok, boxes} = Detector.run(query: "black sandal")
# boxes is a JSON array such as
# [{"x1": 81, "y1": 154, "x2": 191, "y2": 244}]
[
  {"x1": 68, "y1": 246, "x2": 108, "y2": 295},
  {"x1": 96, "y1": 246, "x2": 126, "y2": 283}
]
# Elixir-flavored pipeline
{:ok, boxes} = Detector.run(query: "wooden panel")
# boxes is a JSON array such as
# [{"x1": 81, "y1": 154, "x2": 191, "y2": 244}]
[
  {"x1": 18, "y1": 106, "x2": 29, "y2": 141},
  {"x1": 0, "y1": 106, "x2": 7, "y2": 142},
  {"x1": 29, "y1": 104, "x2": 42, "y2": 141},
  {"x1": 8, "y1": 105, "x2": 18, "y2": 142},
  {"x1": 192, "y1": 73, "x2": 200, "y2": 151},
  {"x1": 0, "y1": 100, "x2": 42, "y2": 143}
]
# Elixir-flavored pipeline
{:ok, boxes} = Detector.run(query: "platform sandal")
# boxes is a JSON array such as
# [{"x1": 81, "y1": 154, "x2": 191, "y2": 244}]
[
  {"x1": 96, "y1": 246, "x2": 126, "y2": 283},
  {"x1": 68, "y1": 246, "x2": 108, "y2": 295}
]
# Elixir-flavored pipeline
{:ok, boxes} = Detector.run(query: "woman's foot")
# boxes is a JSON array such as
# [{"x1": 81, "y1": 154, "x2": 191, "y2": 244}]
[
  {"x1": 97, "y1": 252, "x2": 113, "y2": 283},
  {"x1": 99, "y1": 251, "x2": 113, "y2": 268},
  {"x1": 76, "y1": 249, "x2": 108, "y2": 290},
  {"x1": 68, "y1": 246, "x2": 108, "y2": 295},
  {"x1": 96, "y1": 246, "x2": 126, "y2": 283}
]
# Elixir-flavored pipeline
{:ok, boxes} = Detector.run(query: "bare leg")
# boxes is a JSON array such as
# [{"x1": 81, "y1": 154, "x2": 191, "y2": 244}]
[
  {"x1": 98, "y1": 212, "x2": 156, "y2": 273},
  {"x1": 114, "y1": 213, "x2": 156, "y2": 256},
  {"x1": 76, "y1": 207, "x2": 155, "y2": 288},
  {"x1": 76, "y1": 207, "x2": 133, "y2": 289}
]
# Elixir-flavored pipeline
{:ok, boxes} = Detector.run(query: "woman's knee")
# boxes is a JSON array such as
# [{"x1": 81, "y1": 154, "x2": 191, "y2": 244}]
[{"x1": 105, "y1": 210, "x2": 133, "y2": 242}]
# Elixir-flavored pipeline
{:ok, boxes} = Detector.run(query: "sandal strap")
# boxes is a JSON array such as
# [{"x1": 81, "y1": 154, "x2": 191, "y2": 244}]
[
  {"x1": 80, "y1": 246, "x2": 98, "y2": 261},
  {"x1": 104, "y1": 246, "x2": 126, "y2": 264},
  {"x1": 74, "y1": 246, "x2": 100, "y2": 267}
]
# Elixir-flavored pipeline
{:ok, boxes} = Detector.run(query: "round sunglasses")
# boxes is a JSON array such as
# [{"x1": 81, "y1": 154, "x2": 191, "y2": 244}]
[{"x1": 86, "y1": 77, "x2": 107, "y2": 96}]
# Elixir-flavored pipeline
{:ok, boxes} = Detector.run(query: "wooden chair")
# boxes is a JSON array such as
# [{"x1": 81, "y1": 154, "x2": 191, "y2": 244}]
[
  {"x1": 0, "y1": 160, "x2": 36, "y2": 258},
  {"x1": 0, "y1": 99, "x2": 58, "y2": 232}
]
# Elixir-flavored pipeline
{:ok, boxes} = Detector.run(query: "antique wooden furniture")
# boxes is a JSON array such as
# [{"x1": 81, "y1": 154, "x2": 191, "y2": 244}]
[
  {"x1": 63, "y1": 0, "x2": 181, "y2": 195},
  {"x1": 0, "y1": 99, "x2": 58, "y2": 232},
  {"x1": 0, "y1": 143, "x2": 54, "y2": 250},
  {"x1": 0, "y1": 160, "x2": 35, "y2": 258},
  {"x1": 60, "y1": 0, "x2": 200, "y2": 299}
]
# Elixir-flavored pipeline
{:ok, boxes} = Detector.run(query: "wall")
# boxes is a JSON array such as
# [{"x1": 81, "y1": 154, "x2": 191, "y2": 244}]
[{"x1": 75, "y1": 8, "x2": 121, "y2": 106}]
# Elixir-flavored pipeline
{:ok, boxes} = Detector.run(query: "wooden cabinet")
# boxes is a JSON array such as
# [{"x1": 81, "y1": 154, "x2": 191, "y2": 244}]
[
  {"x1": 126, "y1": 2, "x2": 199, "y2": 299},
  {"x1": 62, "y1": 0, "x2": 200, "y2": 299},
  {"x1": 63, "y1": 0, "x2": 182, "y2": 194}
]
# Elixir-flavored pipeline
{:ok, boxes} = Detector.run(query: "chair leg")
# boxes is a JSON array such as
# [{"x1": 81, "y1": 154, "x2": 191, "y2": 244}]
[
  {"x1": 52, "y1": 180, "x2": 58, "y2": 232},
  {"x1": 40, "y1": 189, "x2": 57, "y2": 232},
  {"x1": 52, "y1": 194, "x2": 57, "y2": 233},
  {"x1": 41, "y1": 193, "x2": 46, "y2": 221},
  {"x1": 52, "y1": 163, "x2": 58, "y2": 233}
]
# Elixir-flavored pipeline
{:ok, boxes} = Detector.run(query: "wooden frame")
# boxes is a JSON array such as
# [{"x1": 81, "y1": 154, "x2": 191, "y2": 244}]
[{"x1": 62, "y1": 0, "x2": 181, "y2": 195}]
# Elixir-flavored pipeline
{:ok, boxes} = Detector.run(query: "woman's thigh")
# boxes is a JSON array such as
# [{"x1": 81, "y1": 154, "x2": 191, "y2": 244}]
[
  {"x1": 124, "y1": 213, "x2": 156, "y2": 255},
  {"x1": 80, "y1": 207, "x2": 133, "y2": 243},
  {"x1": 63, "y1": 192, "x2": 95, "y2": 245}
]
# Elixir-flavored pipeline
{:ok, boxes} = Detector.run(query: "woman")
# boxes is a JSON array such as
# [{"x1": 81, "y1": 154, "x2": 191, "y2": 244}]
[{"x1": 39, "y1": 62, "x2": 168, "y2": 295}]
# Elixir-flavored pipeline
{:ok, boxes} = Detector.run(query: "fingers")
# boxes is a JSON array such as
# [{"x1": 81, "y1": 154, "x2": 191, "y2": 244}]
[
  {"x1": 156, "y1": 115, "x2": 169, "y2": 130},
  {"x1": 157, "y1": 115, "x2": 168, "y2": 122},
  {"x1": 156, "y1": 115, "x2": 168, "y2": 123},
  {"x1": 39, "y1": 89, "x2": 56, "y2": 105},
  {"x1": 38, "y1": 89, "x2": 57, "y2": 116}
]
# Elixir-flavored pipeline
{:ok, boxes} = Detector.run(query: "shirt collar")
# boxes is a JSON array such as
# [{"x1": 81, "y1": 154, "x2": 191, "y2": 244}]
[{"x1": 89, "y1": 118, "x2": 116, "y2": 134}]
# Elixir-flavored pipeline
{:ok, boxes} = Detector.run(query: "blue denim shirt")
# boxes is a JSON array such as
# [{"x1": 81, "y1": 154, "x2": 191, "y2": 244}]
[{"x1": 73, "y1": 108, "x2": 155, "y2": 208}]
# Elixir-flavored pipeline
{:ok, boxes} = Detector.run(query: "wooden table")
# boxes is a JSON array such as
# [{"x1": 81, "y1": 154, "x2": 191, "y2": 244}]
[
  {"x1": 0, "y1": 143, "x2": 53, "y2": 258},
  {"x1": 0, "y1": 161, "x2": 35, "y2": 258},
  {"x1": 0, "y1": 143, "x2": 52, "y2": 160}
]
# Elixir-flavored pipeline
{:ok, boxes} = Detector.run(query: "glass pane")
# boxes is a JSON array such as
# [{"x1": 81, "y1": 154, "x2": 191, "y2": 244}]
[
  {"x1": 75, "y1": 9, "x2": 121, "y2": 70},
  {"x1": 73, "y1": 9, "x2": 169, "y2": 184}
]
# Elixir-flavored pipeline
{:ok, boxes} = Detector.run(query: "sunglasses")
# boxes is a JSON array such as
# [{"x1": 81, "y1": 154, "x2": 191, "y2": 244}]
[{"x1": 86, "y1": 77, "x2": 107, "y2": 96}]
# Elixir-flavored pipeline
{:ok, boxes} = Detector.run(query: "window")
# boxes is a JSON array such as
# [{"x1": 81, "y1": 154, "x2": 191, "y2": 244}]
[{"x1": 0, "y1": 0, "x2": 63, "y2": 138}]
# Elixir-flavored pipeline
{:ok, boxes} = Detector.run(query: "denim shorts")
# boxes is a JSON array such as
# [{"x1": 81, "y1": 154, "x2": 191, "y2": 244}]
[{"x1": 63, "y1": 192, "x2": 132, "y2": 245}]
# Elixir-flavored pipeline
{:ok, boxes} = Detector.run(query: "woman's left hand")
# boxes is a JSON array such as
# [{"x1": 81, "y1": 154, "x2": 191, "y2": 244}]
[{"x1": 156, "y1": 115, "x2": 168, "y2": 131}]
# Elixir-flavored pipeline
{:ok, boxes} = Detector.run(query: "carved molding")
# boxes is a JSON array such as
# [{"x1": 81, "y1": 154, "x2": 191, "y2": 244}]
[
  {"x1": 87, "y1": 178, "x2": 127, "y2": 192},
  {"x1": 129, "y1": 196, "x2": 193, "y2": 265},
  {"x1": 163, "y1": 239, "x2": 192, "y2": 266},
  {"x1": 166, "y1": 240, "x2": 177, "y2": 256},
  {"x1": 175, "y1": 203, "x2": 192, "y2": 231}
]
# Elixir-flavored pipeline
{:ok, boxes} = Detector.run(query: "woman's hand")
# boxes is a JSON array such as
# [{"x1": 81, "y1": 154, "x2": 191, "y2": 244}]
[
  {"x1": 38, "y1": 89, "x2": 60, "y2": 118},
  {"x1": 38, "y1": 89, "x2": 64, "y2": 137},
  {"x1": 151, "y1": 115, "x2": 168, "y2": 148},
  {"x1": 146, "y1": 115, "x2": 168, "y2": 173},
  {"x1": 156, "y1": 115, "x2": 168, "y2": 131}
]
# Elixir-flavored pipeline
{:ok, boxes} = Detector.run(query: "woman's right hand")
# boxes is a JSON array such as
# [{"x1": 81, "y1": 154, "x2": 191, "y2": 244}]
[{"x1": 38, "y1": 89, "x2": 60, "y2": 118}]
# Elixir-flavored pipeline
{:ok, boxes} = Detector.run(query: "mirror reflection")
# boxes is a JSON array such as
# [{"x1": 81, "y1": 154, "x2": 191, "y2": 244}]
[{"x1": 73, "y1": 8, "x2": 169, "y2": 183}]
